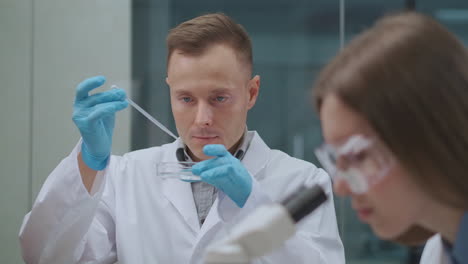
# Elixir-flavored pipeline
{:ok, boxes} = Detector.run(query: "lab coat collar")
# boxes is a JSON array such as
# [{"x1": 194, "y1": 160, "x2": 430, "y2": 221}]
[
  {"x1": 191, "y1": 132, "x2": 272, "y2": 242},
  {"x1": 241, "y1": 131, "x2": 271, "y2": 180},
  {"x1": 158, "y1": 132, "x2": 271, "y2": 240},
  {"x1": 159, "y1": 138, "x2": 200, "y2": 233},
  {"x1": 187, "y1": 133, "x2": 272, "y2": 263}
]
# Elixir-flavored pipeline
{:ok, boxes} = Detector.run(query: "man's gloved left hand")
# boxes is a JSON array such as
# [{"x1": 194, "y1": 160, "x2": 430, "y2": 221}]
[{"x1": 192, "y1": 144, "x2": 252, "y2": 208}]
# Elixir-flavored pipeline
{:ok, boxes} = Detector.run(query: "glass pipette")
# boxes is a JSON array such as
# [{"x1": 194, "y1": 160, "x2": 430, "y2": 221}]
[{"x1": 111, "y1": 85, "x2": 178, "y2": 140}]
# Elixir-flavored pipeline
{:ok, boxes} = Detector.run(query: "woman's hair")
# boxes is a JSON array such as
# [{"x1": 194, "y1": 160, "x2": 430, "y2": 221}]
[{"x1": 314, "y1": 12, "x2": 468, "y2": 212}]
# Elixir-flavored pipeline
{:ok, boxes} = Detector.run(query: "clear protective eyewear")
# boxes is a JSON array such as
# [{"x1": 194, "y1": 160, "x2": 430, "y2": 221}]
[{"x1": 314, "y1": 135, "x2": 394, "y2": 194}]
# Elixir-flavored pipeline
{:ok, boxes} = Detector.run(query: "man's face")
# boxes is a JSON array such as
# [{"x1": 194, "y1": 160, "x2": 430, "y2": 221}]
[{"x1": 167, "y1": 44, "x2": 260, "y2": 161}]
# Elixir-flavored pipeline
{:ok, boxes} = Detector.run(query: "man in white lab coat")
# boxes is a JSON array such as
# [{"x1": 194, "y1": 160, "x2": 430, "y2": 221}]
[{"x1": 19, "y1": 13, "x2": 344, "y2": 264}]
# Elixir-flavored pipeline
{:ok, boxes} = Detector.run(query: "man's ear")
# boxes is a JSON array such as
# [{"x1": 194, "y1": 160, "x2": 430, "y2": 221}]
[
  {"x1": 247, "y1": 75, "x2": 260, "y2": 109},
  {"x1": 165, "y1": 77, "x2": 169, "y2": 86}
]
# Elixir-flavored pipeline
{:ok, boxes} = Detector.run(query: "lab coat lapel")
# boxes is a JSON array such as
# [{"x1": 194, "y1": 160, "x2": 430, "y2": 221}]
[
  {"x1": 241, "y1": 131, "x2": 271, "y2": 180},
  {"x1": 197, "y1": 198, "x2": 221, "y2": 240},
  {"x1": 157, "y1": 133, "x2": 273, "y2": 237},
  {"x1": 198, "y1": 132, "x2": 271, "y2": 235},
  {"x1": 190, "y1": 132, "x2": 272, "y2": 260},
  {"x1": 435, "y1": 235, "x2": 451, "y2": 264},
  {"x1": 189, "y1": 198, "x2": 224, "y2": 263},
  {"x1": 159, "y1": 140, "x2": 200, "y2": 233},
  {"x1": 420, "y1": 234, "x2": 451, "y2": 264}
]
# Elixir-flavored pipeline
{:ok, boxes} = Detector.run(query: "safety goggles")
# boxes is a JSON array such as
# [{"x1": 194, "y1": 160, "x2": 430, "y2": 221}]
[{"x1": 314, "y1": 135, "x2": 394, "y2": 194}]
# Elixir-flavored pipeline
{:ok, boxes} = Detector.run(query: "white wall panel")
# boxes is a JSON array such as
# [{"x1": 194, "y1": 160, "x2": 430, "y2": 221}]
[{"x1": 0, "y1": 1, "x2": 32, "y2": 263}]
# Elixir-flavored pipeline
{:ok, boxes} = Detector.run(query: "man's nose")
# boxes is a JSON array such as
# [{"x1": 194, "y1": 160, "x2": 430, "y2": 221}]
[{"x1": 194, "y1": 103, "x2": 213, "y2": 127}]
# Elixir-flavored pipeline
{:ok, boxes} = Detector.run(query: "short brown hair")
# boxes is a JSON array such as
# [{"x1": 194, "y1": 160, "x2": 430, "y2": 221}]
[
  {"x1": 166, "y1": 13, "x2": 253, "y2": 74},
  {"x1": 314, "y1": 12, "x2": 468, "y2": 210}
]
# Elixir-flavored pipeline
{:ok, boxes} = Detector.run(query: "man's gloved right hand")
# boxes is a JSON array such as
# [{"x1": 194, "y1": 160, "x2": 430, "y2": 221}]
[
  {"x1": 192, "y1": 144, "x2": 253, "y2": 208},
  {"x1": 72, "y1": 76, "x2": 128, "y2": 170}
]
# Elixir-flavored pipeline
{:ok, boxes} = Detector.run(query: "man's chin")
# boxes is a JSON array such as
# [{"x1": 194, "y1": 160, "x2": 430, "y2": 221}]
[
  {"x1": 185, "y1": 144, "x2": 218, "y2": 161},
  {"x1": 185, "y1": 138, "x2": 227, "y2": 161},
  {"x1": 189, "y1": 151, "x2": 212, "y2": 162}
]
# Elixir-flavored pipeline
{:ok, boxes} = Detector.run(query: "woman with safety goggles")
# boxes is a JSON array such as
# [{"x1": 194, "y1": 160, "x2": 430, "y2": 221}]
[{"x1": 313, "y1": 12, "x2": 468, "y2": 264}]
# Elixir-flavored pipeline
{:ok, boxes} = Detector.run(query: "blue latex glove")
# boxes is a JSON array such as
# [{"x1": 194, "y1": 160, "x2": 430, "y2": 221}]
[
  {"x1": 72, "y1": 76, "x2": 128, "y2": 170},
  {"x1": 192, "y1": 144, "x2": 252, "y2": 208}
]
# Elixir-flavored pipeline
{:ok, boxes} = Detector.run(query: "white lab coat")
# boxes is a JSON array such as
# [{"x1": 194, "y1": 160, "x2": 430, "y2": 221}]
[
  {"x1": 19, "y1": 131, "x2": 344, "y2": 264},
  {"x1": 419, "y1": 234, "x2": 451, "y2": 264}
]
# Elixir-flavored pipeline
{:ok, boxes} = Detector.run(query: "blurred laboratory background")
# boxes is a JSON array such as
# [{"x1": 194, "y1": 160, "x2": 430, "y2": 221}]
[{"x1": 1, "y1": 0, "x2": 467, "y2": 263}]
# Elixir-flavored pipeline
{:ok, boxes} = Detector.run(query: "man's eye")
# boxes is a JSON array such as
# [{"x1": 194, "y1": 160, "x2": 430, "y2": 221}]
[
  {"x1": 182, "y1": 97, "x2": 192, "y2": 103},
  {"x1": 215, "y1": 96, "x2": 226, "y2": 102}
]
